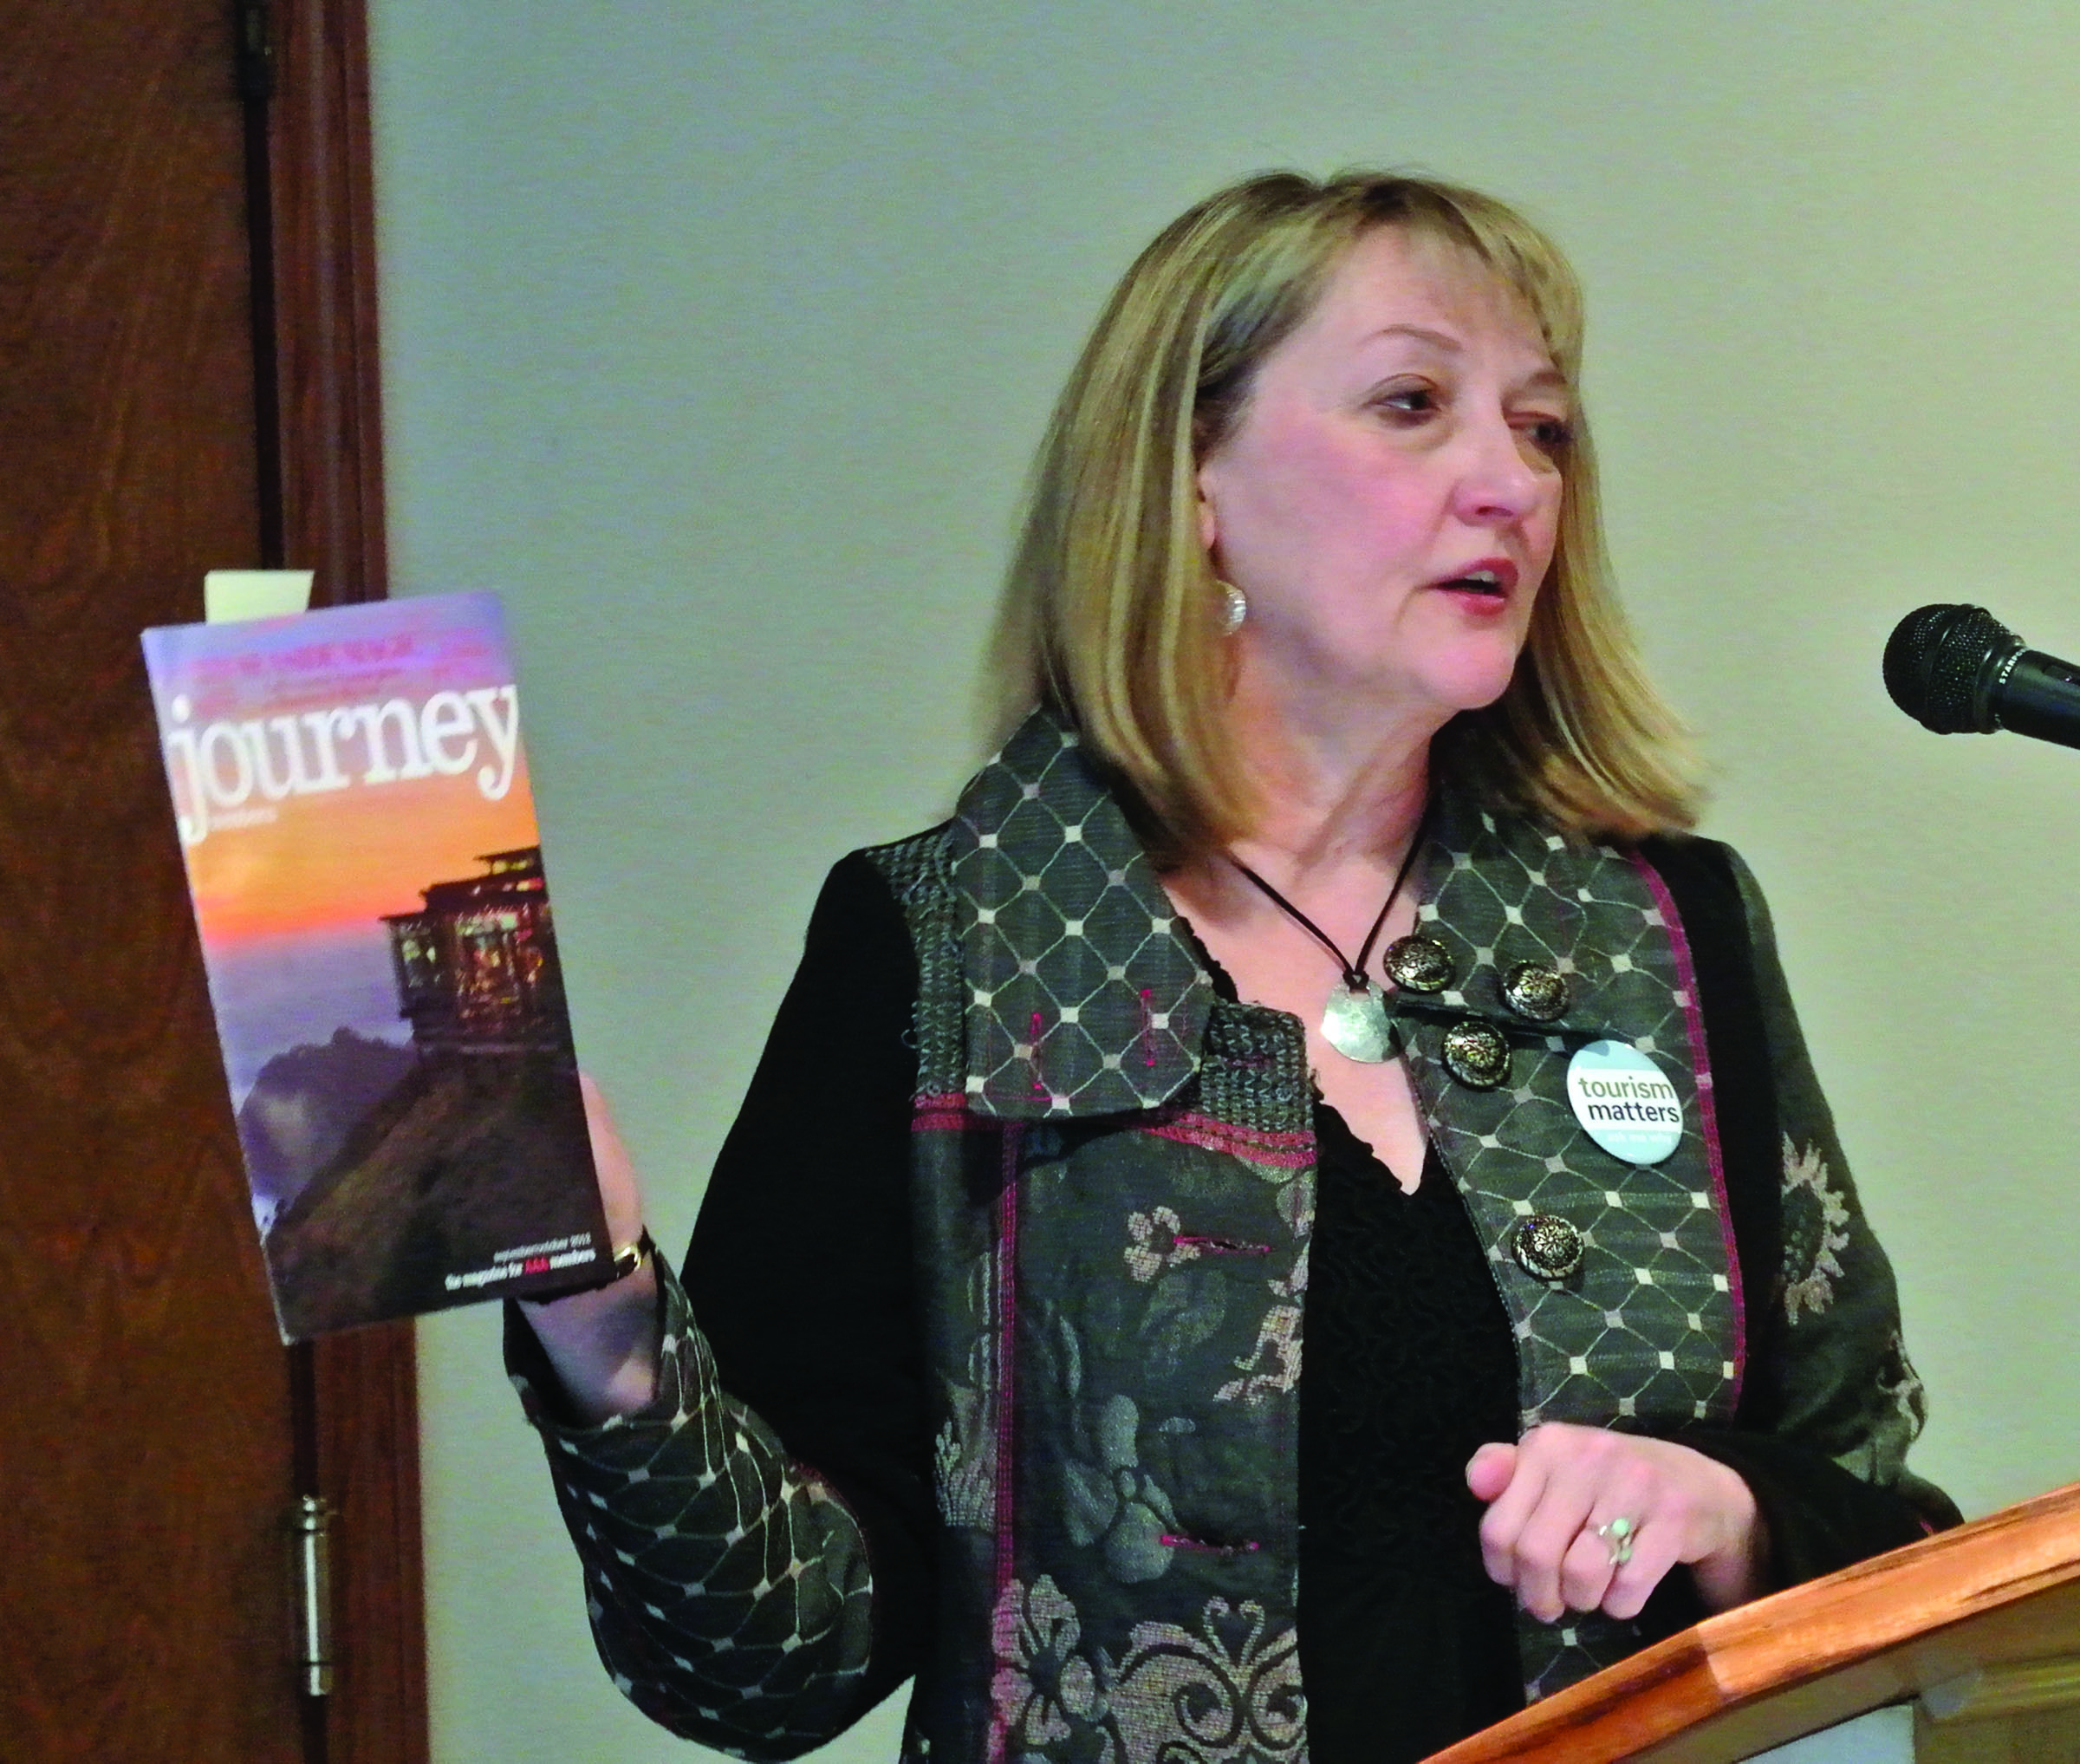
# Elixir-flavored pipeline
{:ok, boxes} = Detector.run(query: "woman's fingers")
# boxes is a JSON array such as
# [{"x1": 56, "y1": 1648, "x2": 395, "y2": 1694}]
[
  {"x1": 1477, "y1": 1423, "x2": 1609, "y2": 1617},
  {"x1": 1466, "y1": 1424, "x2": 1764, "y2": 1623},
  {"x1": 1474, "y1": 1443, "x2": 1550, "y2": 1588},
  {"x1": 1557, "y1": 1450, "x2": 1654, "y2": 1613},
  {"x1": 1508, "y1": 1468, "x2": 1598, "y2": 1622},
  {"x1": 1557, "y1": 1521, "x2": 1619, "y2": 1618},
  {"x1": 1600, "y1": 1520, "x2": 1683, "y2": 1624},
  {"x1": 1464, "y1": 1440, "x2": 1518, "y2": 1503}
]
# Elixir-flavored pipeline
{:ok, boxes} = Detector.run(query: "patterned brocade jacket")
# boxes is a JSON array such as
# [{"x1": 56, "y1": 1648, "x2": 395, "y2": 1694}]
[{"x1": 511, "y1": 710, "x2": 1948, "y2": 1764}]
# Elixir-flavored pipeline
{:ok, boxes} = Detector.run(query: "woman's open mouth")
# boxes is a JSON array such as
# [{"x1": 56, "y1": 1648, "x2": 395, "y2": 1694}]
[
  {"x1": 1430, "y1": 560, "x2": 1518, "y2": 607},
  {"x1": 1442, "y1": 568, "x2": 1507, "y2": 597}
]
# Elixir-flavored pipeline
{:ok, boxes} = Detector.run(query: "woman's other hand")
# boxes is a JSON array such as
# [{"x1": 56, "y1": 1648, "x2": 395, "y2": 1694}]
[
  {"x1": 1465, "y1": 1423, "x2": 1768, "y2": 1623},
  {"x1": 517, "y1": 1073, "x2": 663, "y2": 1424}
]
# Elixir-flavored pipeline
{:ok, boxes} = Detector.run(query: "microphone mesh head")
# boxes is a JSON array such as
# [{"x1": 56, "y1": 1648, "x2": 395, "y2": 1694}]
[{"x1": 1882, "y1": 603, "x2": 2016, "y2": 733}]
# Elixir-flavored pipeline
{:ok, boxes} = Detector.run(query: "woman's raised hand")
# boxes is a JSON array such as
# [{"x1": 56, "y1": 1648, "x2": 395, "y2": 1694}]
[
  {"x1": 517, "y1": 1073, "x2": 663, "y2": 1424},
  {"x1": 1465, "y1": 1423, "x2": 1768, "y2": 1623}
]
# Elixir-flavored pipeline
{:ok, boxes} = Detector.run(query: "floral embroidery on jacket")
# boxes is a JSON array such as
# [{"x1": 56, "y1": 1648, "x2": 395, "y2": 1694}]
[
  {"x1": 1780, "y1": 1133, "x2": 1852, "y2": 1323},
  {"x1": 1877, "y1": 1330, "x2": 1930, "y2": 1434},
  {"x1": 1213, "y1": 1304, "x2": 1302, "y2": 1408},
  {"x1": 991, "y1": 1575, "x2": 1115, "y2": 1761},
  {"x1": 935, "y1": 1248, "x2": 1001, "y2": 1529},
  {"x1": 1124, "y1": 1207, "x2": 1199, "y2": 1283},
  {"x1": 1059, "y1": 1392, "x2": 1180, "y2": 1585},
  {"x1": 1211, "y1": 1173, "x2": 1310, "y2": 1408},
  {"x1": 990, "y1": 1578, "x2": 1305, "y2": 1764},
  {"x1": 933, "y1": 1383, "x2": 995, "y2": 1530},
  {"x1": 1108, "y1": 1598, "x2": 1305, "y2": 1764}
]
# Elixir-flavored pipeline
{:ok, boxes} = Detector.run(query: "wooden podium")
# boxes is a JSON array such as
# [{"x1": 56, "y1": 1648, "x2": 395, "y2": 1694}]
[{"x1": 1425, "y1": 1481, "x2": 2080, "y2": 1763}]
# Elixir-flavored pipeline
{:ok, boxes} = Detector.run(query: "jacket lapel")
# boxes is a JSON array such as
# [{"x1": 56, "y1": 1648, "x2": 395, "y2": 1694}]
[{"x1": 949, "y1": 711, "x2": 1212, "y2": 1116}]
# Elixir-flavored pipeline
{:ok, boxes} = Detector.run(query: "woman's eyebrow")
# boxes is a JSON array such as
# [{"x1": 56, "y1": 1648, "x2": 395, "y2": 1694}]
[
  {"x1": 1363, "y1": 326, "x2": 1568, "y2": 393},
  {"x1": 1367, "y1": 323, "x2": 1461, "y2": 351}
]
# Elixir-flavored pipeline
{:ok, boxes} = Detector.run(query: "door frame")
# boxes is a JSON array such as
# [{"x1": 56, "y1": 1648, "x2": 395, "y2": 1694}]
[{"x1": 257, "y1": 4, "x2": 428, "y2": 1758}]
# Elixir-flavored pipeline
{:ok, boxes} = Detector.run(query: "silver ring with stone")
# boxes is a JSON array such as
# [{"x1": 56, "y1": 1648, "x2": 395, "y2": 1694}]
[{"x1": 1595, "y1": 1515, "x2": 1637, "y2": 1566}]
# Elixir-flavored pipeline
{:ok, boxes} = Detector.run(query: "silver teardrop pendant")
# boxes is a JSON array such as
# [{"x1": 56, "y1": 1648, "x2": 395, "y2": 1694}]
[{"x1": 1320, "y1": 980, "x2": 1395, "y2": 1064}]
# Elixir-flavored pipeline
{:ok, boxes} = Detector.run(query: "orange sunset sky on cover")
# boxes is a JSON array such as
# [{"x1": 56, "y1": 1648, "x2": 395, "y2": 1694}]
[{"x1": 185, "y1": 752, "x2": 542, "y2": 944}]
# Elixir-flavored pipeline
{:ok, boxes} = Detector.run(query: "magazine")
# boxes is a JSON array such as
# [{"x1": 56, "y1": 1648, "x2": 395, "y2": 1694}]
[{"x1": 141, "y1": 591, "x2": 612, "y2": 1339}]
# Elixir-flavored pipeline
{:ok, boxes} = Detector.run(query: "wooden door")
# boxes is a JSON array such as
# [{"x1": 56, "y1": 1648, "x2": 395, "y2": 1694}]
[{"x1": 0, "y1": 2, "x2": 426, "y2": 1758}]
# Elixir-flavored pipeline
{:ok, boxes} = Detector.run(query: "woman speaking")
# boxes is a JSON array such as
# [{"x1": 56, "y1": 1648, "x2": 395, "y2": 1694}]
[{"x1": 510, "y1": 170, "x2": 1954, "y2": 1764}]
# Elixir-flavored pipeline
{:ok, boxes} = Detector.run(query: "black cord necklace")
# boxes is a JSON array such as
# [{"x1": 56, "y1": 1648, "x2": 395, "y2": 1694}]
[{"x1": 1228, "y1": 802, "x2": 1433, "y2": 1064}]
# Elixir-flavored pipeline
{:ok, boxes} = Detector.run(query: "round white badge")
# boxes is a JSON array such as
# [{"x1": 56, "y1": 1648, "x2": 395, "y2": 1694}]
[{"x1": 1566, "y1": 1039, "x2": 1683, "y2": 1165}]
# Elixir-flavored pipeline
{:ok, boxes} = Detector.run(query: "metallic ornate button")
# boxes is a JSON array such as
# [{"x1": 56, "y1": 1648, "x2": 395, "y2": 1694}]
[
  {"x1": 1500, "y1": 960, "x2": 1570, "y2": 1023},
  {"x1": 1440, "y1": 1019, "x2": 1510, "y2": 1089},
  {"x1": 1383, "y1": 934, "x2": 1454, "y2": 993},
  {"x1": 1513, "y1": 1214, "x2": 1584, "y2": 1281}
]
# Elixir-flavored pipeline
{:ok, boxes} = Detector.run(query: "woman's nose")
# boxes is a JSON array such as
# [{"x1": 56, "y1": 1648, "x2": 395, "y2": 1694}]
[{"x1": 1453, "y1": 411, "x2": 1550, "y2": 526}]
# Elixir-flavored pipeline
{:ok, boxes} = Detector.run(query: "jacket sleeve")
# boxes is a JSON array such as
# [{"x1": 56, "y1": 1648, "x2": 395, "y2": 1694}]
[
  {"x1": 505, "y1": 1266, "x2": 879, "y2": 1758},
  {"x1": 505, "y1": 853, "x2": 934, "y2": 1760},
  {"x1": 1680, "y1": 846, "x2": 1959, "y2": 1584}
]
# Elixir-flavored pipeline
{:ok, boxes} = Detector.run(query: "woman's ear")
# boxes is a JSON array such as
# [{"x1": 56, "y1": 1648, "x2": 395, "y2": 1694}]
[{"x1": 1195, "y1": 463, "x2": 1219, "y2": 556}]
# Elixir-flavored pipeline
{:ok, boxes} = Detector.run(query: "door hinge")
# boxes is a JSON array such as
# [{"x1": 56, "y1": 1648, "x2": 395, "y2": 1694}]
[
  {"x1": 237, "y1": 0, "x2": 276, "y2": 102},
  {"x1": 293, "y1": 1494, "x2": 335, "y2": 1697}
]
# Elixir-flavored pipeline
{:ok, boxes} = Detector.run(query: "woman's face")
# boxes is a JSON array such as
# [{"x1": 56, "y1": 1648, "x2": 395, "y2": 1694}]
[{"x1": 1197, "y1": 225, "x2": 1570, "y2": 727}]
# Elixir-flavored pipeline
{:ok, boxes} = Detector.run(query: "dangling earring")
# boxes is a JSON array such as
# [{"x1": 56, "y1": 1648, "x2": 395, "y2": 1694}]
[{"x1": 1219, "y1": 578, "x2": 1247, "y2": 635}]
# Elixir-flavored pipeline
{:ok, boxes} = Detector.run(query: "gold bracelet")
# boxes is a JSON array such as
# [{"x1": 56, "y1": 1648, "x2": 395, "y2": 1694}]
[
  {"x1": 544, "y1": 1227, "x2": 653, "y2": 1296},
  {"x1": 604, "y1": 1227, "x2": 655, "y2": 1283}
]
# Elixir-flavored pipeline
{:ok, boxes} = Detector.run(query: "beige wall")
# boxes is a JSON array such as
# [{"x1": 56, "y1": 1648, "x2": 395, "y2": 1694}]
[{"x1": 367, "y1": 4, "x2": 2080, "y2": 1759}]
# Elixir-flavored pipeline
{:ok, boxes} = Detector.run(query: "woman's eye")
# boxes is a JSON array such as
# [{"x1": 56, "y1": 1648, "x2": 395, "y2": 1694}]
[
  {"x1": 1522, "y1": 416, "x2": 1574, "y2": 454},
  {"x1": 1375, "y1": 386, "x2": 1438, "y2": 420}
]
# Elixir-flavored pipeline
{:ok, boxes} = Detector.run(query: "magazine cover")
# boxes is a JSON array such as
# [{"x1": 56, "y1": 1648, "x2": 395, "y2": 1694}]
[{"x1": 140, "y1": 591, "x2": 612, "y2": 1339}]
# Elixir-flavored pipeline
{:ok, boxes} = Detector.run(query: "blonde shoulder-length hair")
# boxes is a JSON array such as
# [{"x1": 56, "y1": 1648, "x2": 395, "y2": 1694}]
[{"x1": 983, "y1": 169, "x2": 1700, "y2": 862}]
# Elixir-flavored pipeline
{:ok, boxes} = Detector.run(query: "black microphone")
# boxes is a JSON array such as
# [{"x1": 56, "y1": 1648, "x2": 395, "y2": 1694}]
[{"x1": 1883, "y1": 604, "x2": 2080, "y2": 751}]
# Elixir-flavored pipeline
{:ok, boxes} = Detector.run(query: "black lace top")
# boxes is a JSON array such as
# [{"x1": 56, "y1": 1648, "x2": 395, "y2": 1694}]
[{"x1": 1297, "y1": 1107, "x2": 1525, "y2": 1758}]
